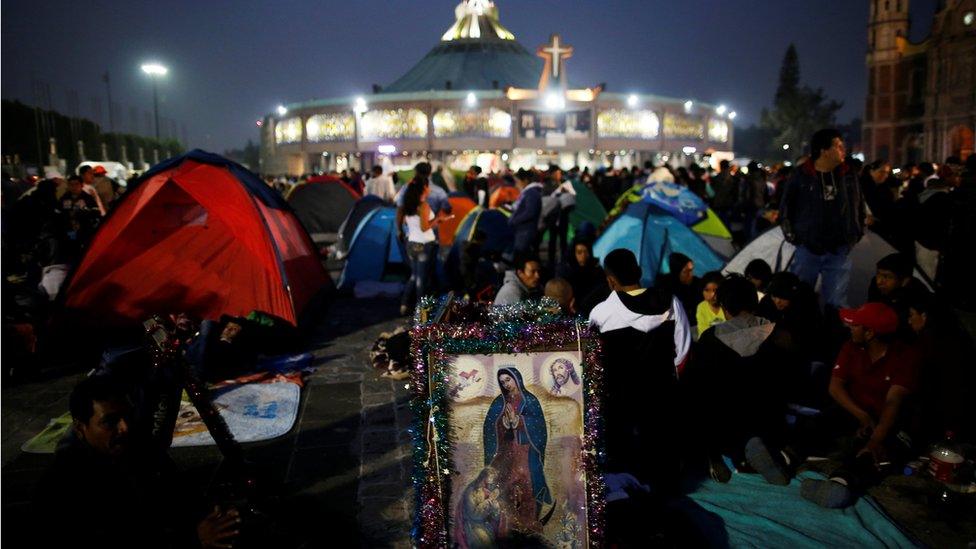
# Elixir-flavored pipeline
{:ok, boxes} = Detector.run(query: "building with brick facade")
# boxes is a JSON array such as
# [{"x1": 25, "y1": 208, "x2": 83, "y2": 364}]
[{"x1": 863, "y1": 0, "x2": 975, "y2": 165}]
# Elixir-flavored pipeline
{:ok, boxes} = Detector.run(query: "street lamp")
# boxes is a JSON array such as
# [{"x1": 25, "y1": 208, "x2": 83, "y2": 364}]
[
  {"x1": 276, "y1": 104, "x2": 288, "y2": 116},
  {"x1": 141, "y1": 62, "x2": 168, "y2": 140}
]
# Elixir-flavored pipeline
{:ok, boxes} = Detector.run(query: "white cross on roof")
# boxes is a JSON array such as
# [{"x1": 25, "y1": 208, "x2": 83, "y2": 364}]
[{"x1": 541, "y1": 34, "x2": 573, "y2": 78}]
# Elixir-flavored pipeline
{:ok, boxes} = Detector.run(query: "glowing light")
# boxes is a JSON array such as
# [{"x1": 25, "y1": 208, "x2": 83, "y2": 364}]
[
  {"x1": 716, "y1": 105, "x2": 727, "y2": 115},
  {"x1": 728, "y1": 111, "x2": 737, "y2": 120},
  {"x1": 501, "y1": 153, "x2": 509, "y2": 161},
  {"x1": 255, "y1": 120, "x2": 263, "y2": 127},
  {"x1": 682, "y1": 146, "x2": 697, "y2": 155},
  {"x1": 783, "y1": 143, "x2": 790, "y2": 150},
  {"x1": 597, "y1": 109, "x2": 659, "y2": 139},
  {"x1": 684, "y1": 100, "x2": 693, "y2": 113},
  {"x1": 141, "y1": 63, "x2": 168, "y2": 76},
  {"x1": 627, "y1": 94, "x2": 639, "y2": 107},
  {"x1": 544, "y1": 92, "x2": 565, "y2": 110},
  {"x1": 276, "y1": 105, "x2": 288, "y2": 116},
  {"x1": 466, "y1": 92, "x2": 477, "y2": 107},
  {"x1": 353, "y1": 97, "x2": 368, "y2": 115}
]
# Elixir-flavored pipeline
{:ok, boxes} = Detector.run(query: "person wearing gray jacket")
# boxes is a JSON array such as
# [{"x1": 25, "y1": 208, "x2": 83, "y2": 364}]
[{"x1": 494, "y1": 256, "x2": 542, "y2": 306}]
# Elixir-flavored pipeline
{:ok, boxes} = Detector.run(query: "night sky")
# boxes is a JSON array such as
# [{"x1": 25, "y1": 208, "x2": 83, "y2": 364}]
[{"x1": 2, "y1": 0, "x2": 938, "y2": 152}]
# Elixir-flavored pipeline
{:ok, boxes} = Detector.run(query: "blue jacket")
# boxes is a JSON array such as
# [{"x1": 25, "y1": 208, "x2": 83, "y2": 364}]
[
  {"x1": 779, "y1": 160, "x2": 863, "y2": 254},
  {"x1": 508, "y1": 183, "x2": 543, "y2": 232}
]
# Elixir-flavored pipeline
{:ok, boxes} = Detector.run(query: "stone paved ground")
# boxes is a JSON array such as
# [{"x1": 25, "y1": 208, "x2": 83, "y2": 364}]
[
  {"x1": 2, "y1": 291, "x2": 974, "y2": 547},
  {"x1": 1, "y1": 294, "x2": 416, "y2": 548}
]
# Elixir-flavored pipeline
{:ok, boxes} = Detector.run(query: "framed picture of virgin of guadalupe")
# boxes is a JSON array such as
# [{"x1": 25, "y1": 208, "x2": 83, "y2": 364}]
[
  {"x1": 409, "y1": 307, "x2": 605, "y2": 549},
  {"x1": 448, "y1": 352, "x2": 589, "y2": 547}
]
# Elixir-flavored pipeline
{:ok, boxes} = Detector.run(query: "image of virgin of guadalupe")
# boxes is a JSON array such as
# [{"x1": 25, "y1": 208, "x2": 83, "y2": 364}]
[{"x1": 482, "y1": 367, "x2": 552, "y2": 534}]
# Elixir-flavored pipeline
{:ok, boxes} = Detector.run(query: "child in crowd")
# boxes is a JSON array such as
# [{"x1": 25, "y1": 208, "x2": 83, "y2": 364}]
[{"x1": 695, "y1": 271, "x2": 726, "y2": 339}]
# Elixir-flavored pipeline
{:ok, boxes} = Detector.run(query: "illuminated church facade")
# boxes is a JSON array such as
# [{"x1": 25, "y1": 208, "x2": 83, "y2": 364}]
[{"x1": 260, "y1": 0, "x2": 736, "y2": 175}]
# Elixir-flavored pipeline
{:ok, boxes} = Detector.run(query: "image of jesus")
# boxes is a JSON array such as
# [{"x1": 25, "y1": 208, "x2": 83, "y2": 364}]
[{"x1": 548, "y1": 358, "x2": 580, "y2": 395}]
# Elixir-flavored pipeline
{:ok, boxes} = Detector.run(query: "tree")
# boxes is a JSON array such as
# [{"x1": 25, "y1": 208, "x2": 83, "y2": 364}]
[{"x1": 761, "y1": 44, "x2": 843, "y2": 159}]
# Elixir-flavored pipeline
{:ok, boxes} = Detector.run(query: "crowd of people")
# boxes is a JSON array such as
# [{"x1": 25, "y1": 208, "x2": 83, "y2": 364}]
[
  {"x1": 3, "y1": 125, "x2": 974, "y2": 545},
  {"x1": 385, "y1": 127, "x2": 974, "y2": 520}
]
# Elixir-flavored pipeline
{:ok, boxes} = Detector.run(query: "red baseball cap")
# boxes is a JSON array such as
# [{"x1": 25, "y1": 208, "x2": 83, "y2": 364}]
[
  {"x1": 839, "y1": 302, "x2": 899, "y2": 334},
  {"x1": 92, "y1": 165, "x2": 108, "y2": 175}
]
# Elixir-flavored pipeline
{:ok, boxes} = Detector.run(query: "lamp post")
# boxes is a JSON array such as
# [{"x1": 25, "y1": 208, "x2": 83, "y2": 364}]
[{"x1": 141, "y1": 63, "x2": 168, "y2": 140}]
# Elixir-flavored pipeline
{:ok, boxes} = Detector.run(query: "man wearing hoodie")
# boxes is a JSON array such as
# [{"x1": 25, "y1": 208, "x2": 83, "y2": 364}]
[
  {"x1": 683, "y1": 275, "x2": 794, "y2": 485},
  {"x1": 493, "y1": 255, "x2": 541, "y2": 306},
  {"x1": 588, "y1": 249, "x2": 690, "y2": 493}
]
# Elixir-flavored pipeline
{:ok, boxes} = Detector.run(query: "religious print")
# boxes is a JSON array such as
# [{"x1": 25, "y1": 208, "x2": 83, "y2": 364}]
[{"x1": 447, "y1": 352, "x2": 587, "y2": 548}]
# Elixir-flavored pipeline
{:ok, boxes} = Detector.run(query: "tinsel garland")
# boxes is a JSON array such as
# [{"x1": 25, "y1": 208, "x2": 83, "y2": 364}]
[{"x1": 409, "y1": 296, "x2": 607, "y2": 548}]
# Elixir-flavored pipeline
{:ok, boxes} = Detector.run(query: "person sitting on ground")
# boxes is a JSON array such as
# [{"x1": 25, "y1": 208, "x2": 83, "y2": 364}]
[
  {"x1": 744, "y1": 258, "x2": 773, "y2": 301},
  {"x1": 494, "y1": 254, "x2": 542, "y2": 306},
  {"x1": 35, "y1": 375, "x2": 240, "y2": 549},
  {"x1": 867, "y1": 252, "x2": 929, "y2": 335},
  {"x1": 544, "y1": 277, "x2": 575, "y2": 316},
  {"x1": 695, "y1": 271, "x2": 726, "y2": 339},
  {"x1": 799, "y1": 302, "x2": 920, "y2": 508},
  {"x1": 556, "y1": 238, "x2": 605, "y2": 308},
  {"x1": 757, "y1": 272, "x2": 824, "y2": 355},
  {"x1": 682, "y1": 275, "x2": 794, "y2": 485},
  {"x1": 657, "y1": 252, "x2": 701, "y2": 326},
  {"x1": 588, "y1": 249, "x2": 690, "y2": 493},
  {"x1": 185, "y1": 315, "x2": 257, "y2": 383},
  {"x1": 904, "y1": 289, "x2": 975, "y2": 445}
]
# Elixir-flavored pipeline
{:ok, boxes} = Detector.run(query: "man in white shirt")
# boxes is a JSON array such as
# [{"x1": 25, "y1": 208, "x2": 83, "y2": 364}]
[{"x1": 364, "y1": 165, "x2": 396, "y2": 203}]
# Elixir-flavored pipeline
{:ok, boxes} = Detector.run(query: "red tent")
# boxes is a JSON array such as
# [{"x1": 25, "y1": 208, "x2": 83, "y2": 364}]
[{"x1": 64, "y1": 150, "x2": 331, "y2": 326}]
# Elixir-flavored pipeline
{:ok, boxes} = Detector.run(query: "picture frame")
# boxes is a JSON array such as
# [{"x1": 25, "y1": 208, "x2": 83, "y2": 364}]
[{"x1": 410, "y1": 299, "x2": 606, "y2": 548}]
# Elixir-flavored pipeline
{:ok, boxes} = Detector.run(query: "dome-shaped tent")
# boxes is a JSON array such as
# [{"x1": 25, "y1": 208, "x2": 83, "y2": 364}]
[
  {"x1": 593, "y1": 201, "x2": 724, "y2": 287},
  {"x1": 335, "y1": 195, "x2": 386, "y2": 258},
  {"x1": 286, "y1": 175, "x2": 360, "y2": 242},
  {"x1": 439, "y1": 194, "x2": 478, "y2": 247},
  {"x1": 450, "y1": 206, "x2": 514, "y2": 256},
  {"x1": 723, "y1": 226, "x2": 930, "y2": 307},
  {"x1": 64, "y1": 150, "x2": 330, "y2": 326},
  {"x1": 337, "y1": 206, "x2": 406, "y2": 290}
]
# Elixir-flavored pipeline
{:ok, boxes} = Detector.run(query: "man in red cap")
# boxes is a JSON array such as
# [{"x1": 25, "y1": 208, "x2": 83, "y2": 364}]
[{"x1": 800, "y1": 302, "x2": 920, "y2": 508}]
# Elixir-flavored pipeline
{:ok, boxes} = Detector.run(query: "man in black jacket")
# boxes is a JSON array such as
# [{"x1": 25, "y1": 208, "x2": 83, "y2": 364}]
[
  {"x1": 779, "y1": 129, "x2": 864, "y2": 309},
  {"x1": 588, "y1": 249, "x2": 690, "y2": 492}
]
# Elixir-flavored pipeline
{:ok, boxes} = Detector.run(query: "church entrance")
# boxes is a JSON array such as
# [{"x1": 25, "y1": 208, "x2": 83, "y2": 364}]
[{"x1": 948, "y1": 124, "x2": 974, "y2": 159}]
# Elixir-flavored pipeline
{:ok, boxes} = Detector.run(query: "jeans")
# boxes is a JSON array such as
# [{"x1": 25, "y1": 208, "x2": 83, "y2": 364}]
[
  {"x1": 402, "y1": 241, "x2": 436, "y2": 307},
  {"x1": 789, "y1": 245, "x2": 852, "y2": 309}
]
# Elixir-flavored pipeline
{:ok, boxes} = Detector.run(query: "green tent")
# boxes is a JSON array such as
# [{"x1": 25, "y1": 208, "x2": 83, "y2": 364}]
[
  {"x1": 607, "y1": 182, "x2": 644, "y2": 219},
  {"x1": 692, "y1": 208, "x2": 732, "y2": 239},
  {"x1": 691, "y1": 208, "x2": 736, "y2": 259},
  {"x1": 569, "y1": 179, "x2": 608, "y2": 230}
]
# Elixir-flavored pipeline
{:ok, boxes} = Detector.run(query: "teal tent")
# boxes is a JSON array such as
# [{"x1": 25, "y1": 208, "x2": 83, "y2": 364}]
[{"x1": 593, "y1": 201, "x2": 724, "y2": 287}]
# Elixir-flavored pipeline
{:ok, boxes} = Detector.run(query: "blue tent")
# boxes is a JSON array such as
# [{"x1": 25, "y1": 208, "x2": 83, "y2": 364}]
[
  {"x1": 336, "y1": 195, "x2": 386, "y2": 258},
  {"x1": 639, "y1": 181, "x2": 708, "y2": 225},
  {"x1": 337, "y1": 206, "x2": 406, "y2": 290},
  {"x1": 450, "y1": 207, "x2": 514, "y2": 256},
  {"x1": 593, "y1": 201, "x2": 724, "y2": 287}
]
